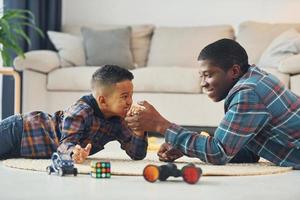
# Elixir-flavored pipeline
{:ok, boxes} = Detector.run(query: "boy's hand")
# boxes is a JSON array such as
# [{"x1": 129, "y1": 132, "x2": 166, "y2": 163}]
[
  {"x1": 157, "y1": 143, "x2": 183, "y2": 162},
  {"x1": 127, "y1": 104, "x2": 146, "y2": 138},
  {"x1": 72, "y1": 143, "x2": 92, "y2": 164},
  {"x1": 127, "y1": 103, "x2": 145, "y2": 116},
  {"x1": 125, "y1": 101, "x2": 171, "y2": 134}
]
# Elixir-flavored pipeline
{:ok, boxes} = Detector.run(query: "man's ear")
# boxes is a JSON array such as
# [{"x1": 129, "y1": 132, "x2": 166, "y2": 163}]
[{"x1": 231, "y1": 64, "x2": 242, "y2": 79}]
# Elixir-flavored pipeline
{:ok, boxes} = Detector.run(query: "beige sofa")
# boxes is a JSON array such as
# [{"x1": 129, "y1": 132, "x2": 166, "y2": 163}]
[{"x1": 14, "y1": 21, "x2": 300, "y2": 127}]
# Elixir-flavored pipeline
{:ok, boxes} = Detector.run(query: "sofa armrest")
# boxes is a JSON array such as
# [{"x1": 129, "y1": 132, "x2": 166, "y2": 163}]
[{"x1": 14, "y1": 50, "x2": 60, "y2": 73}]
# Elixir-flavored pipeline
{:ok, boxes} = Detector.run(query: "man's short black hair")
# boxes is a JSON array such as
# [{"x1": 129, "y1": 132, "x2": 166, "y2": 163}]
[
  {"x1": 91, "y1": 65, "x2": 134, "y2": 90},
  {"x1": 198, "y1": 39, "x2": 250, "y2": 73}
]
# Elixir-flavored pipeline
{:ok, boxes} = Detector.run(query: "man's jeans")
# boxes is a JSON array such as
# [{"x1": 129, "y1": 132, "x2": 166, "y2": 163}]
[
  {"x1": 230, "y1": 147, "x2": 260, "y2": 163},
  {"x1": 0, "y1": 114, "x2": 23, "y2": 159}
]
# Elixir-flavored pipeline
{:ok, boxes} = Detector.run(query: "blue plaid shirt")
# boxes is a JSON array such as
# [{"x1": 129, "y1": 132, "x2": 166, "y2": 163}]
[
  {"x1": 165, "y1": 66, "x2": 300, "y2": 167},
  {"x1": 21, "y1": 94, "x2": 148, "y2": 159}
]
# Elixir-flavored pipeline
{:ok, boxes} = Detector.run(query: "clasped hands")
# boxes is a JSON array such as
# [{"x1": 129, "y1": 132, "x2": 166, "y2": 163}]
[{"x1": 126, "y1": 101, "x2": 183, "y2": 162}]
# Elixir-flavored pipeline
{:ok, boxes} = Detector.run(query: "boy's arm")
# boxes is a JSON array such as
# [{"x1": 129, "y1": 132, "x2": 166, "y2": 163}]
[
  {"x1": 57, "y1": 104, "x2": 91, "y2": 158},
  {"x1": 115, "y1": 119, "x2": 148, "y2": 160}
]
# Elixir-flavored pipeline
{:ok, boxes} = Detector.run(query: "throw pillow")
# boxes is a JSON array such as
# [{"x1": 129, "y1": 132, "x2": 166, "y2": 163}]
[
  {"x1": 130, "y1": 25, "x2": 154, "y2": 67},
  {"x1": 81, "y1": 27, "x2": 134, "y2": 69},
  {"x1": 258, "y1": 29, "x2": 300, "y2": 69},
  {"x1": 47, "y1": 31, "x2": 86, "y2": 67},
  {"x1": 278, "y1": 54, "x2": 300, "y2": 74},
  {"x1": 236, "y1": 21, "x2": 300, "y2": 64}
]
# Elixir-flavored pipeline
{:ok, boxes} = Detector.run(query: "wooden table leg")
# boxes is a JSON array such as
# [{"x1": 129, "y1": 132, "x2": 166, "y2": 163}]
[{"x1": 0, "y1": 68, "x2": 21, "y2": 114}]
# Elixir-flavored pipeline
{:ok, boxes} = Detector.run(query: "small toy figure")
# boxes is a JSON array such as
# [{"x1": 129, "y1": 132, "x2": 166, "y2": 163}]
[
  {"x1": 143, "y1": 163, "x2": 202, "y2": 184},
  {"x1": 46, "y1": 152, "x2": 78, "y2": 176},
  {"x1": 90, "y1": 161, "x2": 111, "y2": 178}
]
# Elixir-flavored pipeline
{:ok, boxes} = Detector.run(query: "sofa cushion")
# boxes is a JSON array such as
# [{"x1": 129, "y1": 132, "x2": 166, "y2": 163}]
[
  {"x1": 261, "y1": 67, "x2": 290, "y2": 88},
  {"x1": 147, "y1": 25, "x2": 234, "y2": 68},
  {"x1": 47, "y1": 66, "x2": 202, "y2": 93},
  {"x1": 47, "y1": 31, "x2": 86, "y2": 67},
  {"x1": 62, "y1": 24, "x2": 154, "y2": 68},
  {"x1": 132, "y1": 67, "x2": 201, "y2": 93},
  {"x1": 81, "y1": 27, "x2": 134, "y2": 69},
  {"x1": 47, "y1": 66, "x2": 99, "y2": 91},
  {"x1": 258, "y1": 29, "x2": 300, "y2": 69},
  {"x1": 290, "y1": 74, "x2": 300, "y2": 96},
  {"x1": 236, "y1": 21, "x2": 300, "y2": 65}
]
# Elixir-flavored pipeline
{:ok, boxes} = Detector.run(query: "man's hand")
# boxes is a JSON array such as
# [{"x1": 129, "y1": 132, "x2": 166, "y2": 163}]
[
  {"x1": 126, "y1": 104, "x2": 146, "y2": 137},
  {"x1": 125, "y1": 101, "x2": 171, "y2": 134},
  {"x1": 157, "y1": 143, "x2": 183, "y2": 162},
  {"x1": 72, "y1": 143, "x2": 92, "y2": 164}
]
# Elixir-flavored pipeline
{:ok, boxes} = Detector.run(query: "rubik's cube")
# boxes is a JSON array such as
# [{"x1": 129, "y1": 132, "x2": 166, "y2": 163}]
[{"x1": 90, "y1": 161, "x2": 111, "y2": 178}]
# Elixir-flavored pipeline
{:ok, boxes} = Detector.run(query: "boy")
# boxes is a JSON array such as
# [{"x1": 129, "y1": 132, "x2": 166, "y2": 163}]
[{"x1": 0, "y1": 65, "x2": 148, "y2": 163}]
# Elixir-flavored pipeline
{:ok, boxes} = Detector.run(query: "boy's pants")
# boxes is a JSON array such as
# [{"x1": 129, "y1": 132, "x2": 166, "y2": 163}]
[{"x1": 0, "y1": 114, "x2": 23, "y2": 159}]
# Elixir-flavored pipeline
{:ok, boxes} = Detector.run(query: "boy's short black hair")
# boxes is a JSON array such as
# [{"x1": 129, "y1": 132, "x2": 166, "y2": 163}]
[
  {"x1": 198, "y1": 39, "x2": 250, "y2": 73},
  {"x1": 91, "y1": 65, "x2": 134, "y2": 90}
]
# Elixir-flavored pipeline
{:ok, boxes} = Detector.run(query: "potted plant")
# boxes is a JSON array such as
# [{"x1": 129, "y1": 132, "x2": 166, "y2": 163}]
[{"x1": 0, "y1": 9, "x2": 44, "y2": 66}]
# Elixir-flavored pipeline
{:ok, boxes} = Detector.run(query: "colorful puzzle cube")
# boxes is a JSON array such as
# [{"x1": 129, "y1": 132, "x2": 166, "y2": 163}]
[{"x1": 90, "y1": 161, "x2": 111, "y2": 178}]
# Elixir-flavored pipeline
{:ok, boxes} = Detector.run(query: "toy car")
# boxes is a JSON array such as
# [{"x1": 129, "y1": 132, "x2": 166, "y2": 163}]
[
  {"x1": 46, "y1": 152, "x2": 78, "y2": 176},
  {"x1": 143, "y1": 163, "x2": 202, "y2": 184}
]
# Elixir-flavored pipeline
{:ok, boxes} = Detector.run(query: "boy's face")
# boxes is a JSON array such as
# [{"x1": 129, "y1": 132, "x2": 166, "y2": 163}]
[
  {"x1": 100, "y1": 80, "x2": 133, "y2": 118},
  {"x1": 199, "y1": 60, "x2": 238, "y2": 102}
]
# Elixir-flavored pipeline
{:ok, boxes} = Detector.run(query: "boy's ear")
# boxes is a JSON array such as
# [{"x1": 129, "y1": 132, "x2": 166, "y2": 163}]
[{"x1": 98, "y1": 95, "x2": 107, "y2": 107}]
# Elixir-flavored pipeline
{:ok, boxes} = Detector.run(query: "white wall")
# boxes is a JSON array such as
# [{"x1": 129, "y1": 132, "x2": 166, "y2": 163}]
[{"x1": 63, "y1": 0, "x2": 300, "y2": 30}]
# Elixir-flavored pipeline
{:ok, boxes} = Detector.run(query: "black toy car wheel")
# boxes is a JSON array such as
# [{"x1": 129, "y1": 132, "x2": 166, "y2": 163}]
[
  {"x1": 46, "y1": 166, "x2": 52, "y2": 175},
  {"x1": 73, "y1": 168, "x2": 78, "y2": 176},
  {"x1": 58, "y1": 168, "x2": 64, "y2": 176}
]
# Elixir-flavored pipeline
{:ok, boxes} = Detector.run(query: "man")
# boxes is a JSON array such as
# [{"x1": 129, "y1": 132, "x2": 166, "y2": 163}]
[{"x1": 125, "y1": 39, "x2": 300, "y2": 168}]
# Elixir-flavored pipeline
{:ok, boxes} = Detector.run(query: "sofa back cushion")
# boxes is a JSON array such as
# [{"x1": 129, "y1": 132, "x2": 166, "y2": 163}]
[
  {"x1": 236, "y1": 21, "x2": 300, "y2": 65},
  {"x1": 62, "y1": 24, "x2": 154, "y2": 68},
  {"x1": 47, "y1": 67, "x2": 202, "y2": 93},
  {"x1": 147, "y1": 25, "x2": 234, "y2": 68},
  {"x1": 132, "y1": 67, "x2": 201, "y2": 93},
  {"x1": 47, "y1": 67, "x2": 98, "y2": 91},
  {"x1": 81, "y1": 27, "x2": 134, "y2": 69}
]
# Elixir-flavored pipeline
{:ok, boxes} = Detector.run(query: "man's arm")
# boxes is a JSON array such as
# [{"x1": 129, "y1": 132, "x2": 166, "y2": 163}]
[{"x1": 165, "y1": 89, "x2": 270, "y2": 164}]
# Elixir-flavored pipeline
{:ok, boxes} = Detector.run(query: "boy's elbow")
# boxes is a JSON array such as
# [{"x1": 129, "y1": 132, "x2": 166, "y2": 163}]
[
  {"x1": 127, "y1": 150, "x2": 147, "y2": 160},
  {"x1": 131, "y1": 156, "x2": 145, "y2": 160}
]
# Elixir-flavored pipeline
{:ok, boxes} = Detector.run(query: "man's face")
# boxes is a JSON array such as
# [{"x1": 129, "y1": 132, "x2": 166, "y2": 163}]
[
  {"x1": 103, "y1": 80, "x2": 133, "y2": 118},
  {"x1": 199, "y1": 60, "x2": 236, "y2": 102}
]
